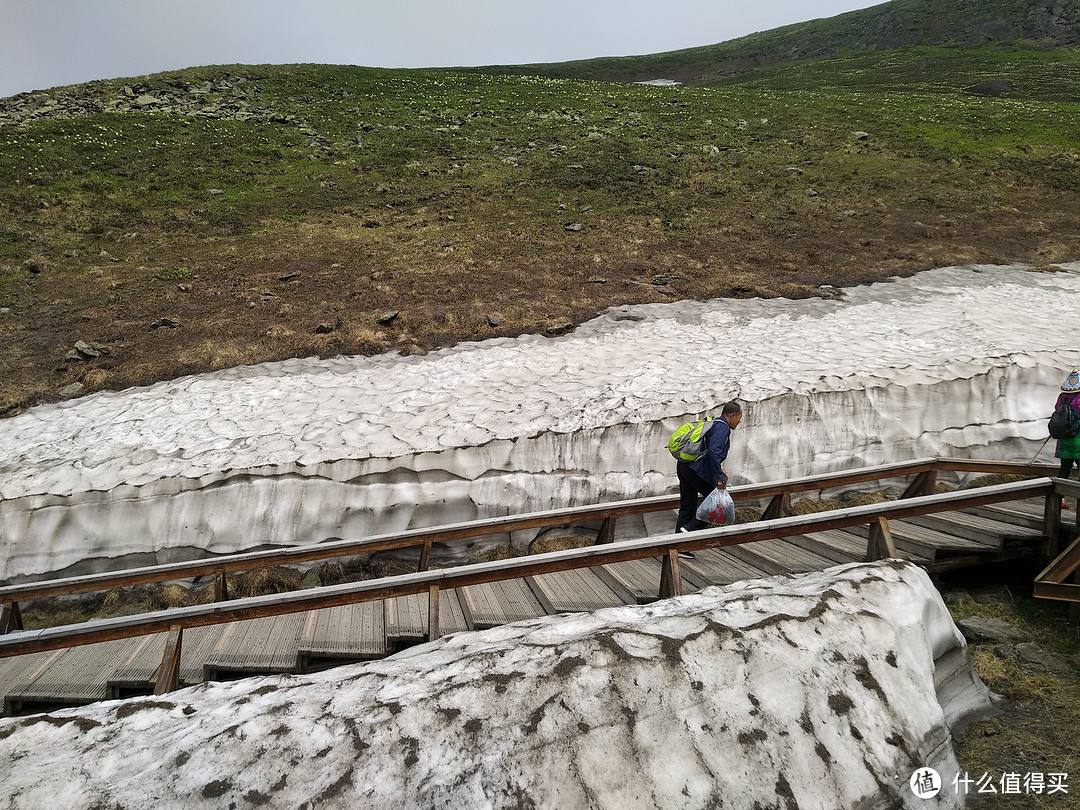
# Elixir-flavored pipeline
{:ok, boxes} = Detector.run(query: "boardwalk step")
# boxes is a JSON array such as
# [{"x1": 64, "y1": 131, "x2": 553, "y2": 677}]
[
  {"x1": 679, "y1": 547, "x2": 771, "y2": 585},
  {"x1": 845, "y1": 519, "x2": 1001, "y2": 558},
  {"x1": 384, "y1": 590, "x2": 470, "y2": 646},
  {"x1": 903, "y1": 511, "x2": 1042, "y2": 545},
  {"x1": 725, "y1": 538, "x2": 838, "y2": 577},
  {"x1": 528, "y1": 569, "x2": 623, "y2": 614},
  {"x1": 7, "y1": 639, "x2": 140, "y2": 713},
  {"x1": 460, "y1": 579, "x2": 546, "y2": 629},
  {"x1": 299, "y1": 602, "x2": 387, "y2": 666},
  {"x1": 203, "y1": 615, "x2": 304, "y2": 680}
]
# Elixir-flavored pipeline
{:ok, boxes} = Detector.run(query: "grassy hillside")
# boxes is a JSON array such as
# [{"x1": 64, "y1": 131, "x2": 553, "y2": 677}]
[
  {"x1": 1, "y1": 45, "x2": 1079, "y2": 414},
  {"x1": 471, "y1": 0, "x2": 1079, "y2": 85}
]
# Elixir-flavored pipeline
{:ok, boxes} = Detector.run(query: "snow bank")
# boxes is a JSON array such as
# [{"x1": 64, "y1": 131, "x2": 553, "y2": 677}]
[
  {"x1": 1, "y1": 264, "x2": 1078, "y2": 580},
  {"x1": 0, "y1": 561, "x2": 993, "y2": 809}
]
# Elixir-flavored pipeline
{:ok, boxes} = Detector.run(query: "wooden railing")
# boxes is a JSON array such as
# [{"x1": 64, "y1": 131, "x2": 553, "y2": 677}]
[
  {"x1": 0, "y1": 458, "x2": 1066, "y2": 694},
  {"x1": 0, "y1": 457, "x2": 1056, "y2": 615},
  {"x1": 1033, "y1": 477, "x2": 1080, "y2": 605}
]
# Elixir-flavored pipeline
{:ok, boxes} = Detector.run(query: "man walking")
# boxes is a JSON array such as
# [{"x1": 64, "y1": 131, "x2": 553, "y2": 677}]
[{"x1": 675, "y1": 401, "x2": 743, "y2": 549}]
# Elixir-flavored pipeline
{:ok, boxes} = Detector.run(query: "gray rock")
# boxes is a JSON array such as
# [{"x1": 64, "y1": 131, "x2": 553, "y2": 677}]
[
  {"x1": 956, "y1": 616, "x2": 1033, "y2": 646},
  {"x1": 58, "y1": 382, "x2": 84, "y2": 398},
  {"x1": 487, "y1": 315, "x2": 504, "y2": 327},
  {"x1": 967, "y1": 80, "x2": 1013, "y2": 97},
  {"x1": 564, "y1": 223, "x2": 583, "y2": 232},
  {"x1": 314, "y1": 324, "x2": 334, "y2": 334},
  {"x1": 74, "y1": 340, "x2": 109, "y2": 358},
  {"x1": 150, "y1": 318, "x2": 181, "y2": 330},
  {"x1": 852, "y1": 131, "x2": 871, "y2": 140},
  {"x1": 1015, "y1": 642, "x2": 1075, "y2": 680},
  {"x1": 376, "y1": 311, "x2": 399, "y2": 325},
  {"x1": 545, "y1": 323, "x2": 574, "y2": 337}
]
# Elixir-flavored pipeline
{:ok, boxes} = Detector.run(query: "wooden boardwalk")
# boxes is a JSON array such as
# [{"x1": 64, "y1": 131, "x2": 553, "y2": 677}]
[{"x1": 0, "y1": 497, "x2": 1049, "y2": 716}]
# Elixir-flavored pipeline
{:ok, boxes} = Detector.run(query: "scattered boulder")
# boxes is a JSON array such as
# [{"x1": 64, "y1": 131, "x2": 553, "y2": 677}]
[
  {"x1": 545, "y1": 323, "x2": 574, "y2": 337},
  {"x1": 956, "y1": 616, "x2": 1033, "y2": 646},
  {"x1": 967, "y1": 79, "x2": 1013, "y2": 97},
  {"x1": 314, "y1": 323, "x2": 334, "y2": 334},
  {"x1": 278, "y1": 271, "x2": 301, "y2": 282},
  {"x1": 487, "y1": 315, "x2": 504, "y2": 327},
  {"x1": 564, "y1": 223, "x2": 583, "y2": 232},
  {"x1": 150, "y1": 318, "x2": 181, "y2": 330},
  {"x1": 58, "y1": 382, "x2": 84, "y2": 398},
  {"x1": 376, "y1": 311, "x2": 399, "y2": 325},
  {"x1": 73, "y1": 340, "x2": 110, "y2": 359}
]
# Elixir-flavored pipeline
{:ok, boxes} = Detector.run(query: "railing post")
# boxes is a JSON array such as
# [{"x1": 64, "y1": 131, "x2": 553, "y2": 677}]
[
  {"x1": 213, "y1": 571, "x2": 229, "y2": 602},
  {"x1": 901, "y1": 470, "x2": 937, "y2": 500},
  {"x1": 1043, "y1": 489, "x2": 1063, "y2": 560},
  {"x1": 154, "y1": 626, "x2": 184, "y2": 695},
  {"x1": 597, "y1": 516, "x2": 616, "y2": 545},
  {"x1": 427, "y1": 584, "x2": 441, "y2": 642},
  {"x1": 0, "y1": 601, "x2": 23, "y2": 634},
  {"x1": 866, "y1": 517, "x2": 899, "y2": 561},
  {"x1": 659, "y1": 550, "x2": 683, "y2": 598},
  {"x1": 418, "y1": 540, "x2": 433, "y2": 573},
  {"x1": 762, "y1": 492, "x2": 789, "y2": 520}
]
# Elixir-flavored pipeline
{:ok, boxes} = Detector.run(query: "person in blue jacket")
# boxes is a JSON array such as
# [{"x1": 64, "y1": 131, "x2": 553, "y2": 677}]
[{"x1": 675, "y1": 400, "x2": 743, "y2": 551}]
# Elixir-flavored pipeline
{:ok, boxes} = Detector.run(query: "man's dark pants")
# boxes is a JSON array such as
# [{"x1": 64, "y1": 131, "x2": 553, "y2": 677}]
[{"x1": 676, "y1": 462, "x2": 714, "y2": 532}]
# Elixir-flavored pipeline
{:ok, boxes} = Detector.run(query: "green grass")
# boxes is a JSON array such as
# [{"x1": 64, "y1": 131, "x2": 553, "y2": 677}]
[{"x1": 0, "y1": 42, "x2": 1079, "y2": 412}]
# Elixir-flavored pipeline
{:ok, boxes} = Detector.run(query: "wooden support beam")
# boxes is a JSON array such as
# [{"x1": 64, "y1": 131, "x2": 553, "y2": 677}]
[
  {"x1": 1042, "y1": 492, "x2": 1063, "y2": 559},
  {"x1": 901, "y1": 470, "x2": 938, "y2": 499},
  {"x1": 659, "y1": 550, "x2": 683, "y2": 599},
  {"x1": 154, "y1": 626, "x2": 183, "y2": 695},
  {"x1": 427, "y1": 584, "x2": 441, "y2": 642},
  {"x1": 0, "y1": 601, "x2": 23, "y2": 635},
  {"x1": 213, "y1": 571, "x2": 229, "y2": 602},
  {"x1": 596, "y1": 516, "x2": 616, "y2": 545},
  {"x1": 866, "y1": 517, "x2": 899, "y2": 562},
  {"x1": 762, "y1": 493, "x2": 789, "y2": 521},
  {"x1": 418, "y1": 540, "x2": 432, "y2": 573}
]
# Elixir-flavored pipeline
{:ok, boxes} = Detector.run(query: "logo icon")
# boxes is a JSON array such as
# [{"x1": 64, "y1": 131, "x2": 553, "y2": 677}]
[{"x1": 910, "y1": 768, "x2": 942, "y2": 799}]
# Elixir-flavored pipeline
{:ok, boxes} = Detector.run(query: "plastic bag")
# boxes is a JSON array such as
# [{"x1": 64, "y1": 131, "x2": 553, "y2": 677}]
[{"x1": 696, "y1": 487, "x2": 736, "y2": 526}]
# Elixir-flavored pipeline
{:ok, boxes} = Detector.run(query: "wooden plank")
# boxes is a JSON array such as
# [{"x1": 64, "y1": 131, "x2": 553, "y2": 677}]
[
  {"x1": 6, "y1": 639, "x2": 140, "y2": 712},
  {"x1": 527, "y1": 569, "x2": 624, "y2": 614},
  {"x1": 1, "y1": 650, "x2": 63, "y2": 716},
  {"x1": 109, "y1": 625, "x2": 228, "y2": 691},
  {"x1": 460, "y1": 580, "x2": 546, "y2": 629},
  {"x1": 659, "y1": 551, "x2": 683, "y2": 598},
  {"x1": 725, "y1": 538, "x2": 837, "y2": 576},
  {"x1": 596, "y1": 558, "x2": 668, "y2": 604},
  {"x1": 384, "y1": 589, "x2": 469, "y2": 644},
  {"x1": 678, "y1": 548, "x2": 771, "y2": 586},
  {"x1": 0, "y1": 602, "x2": 23, "y2": 634},
  {"x1": 967, "y1": 500, "x2": 1050, "y2": 530},
  {"x1": 787, "y1": 530, "x2": 873, "y2": 566},
  {"x1": 903, "y1": 511, "x2": 1043, "y2": 545},
  {"x1": 298, "y1": 602, "x2": 387, "y2": 663},
  {"x1": 203, "y1": 615, "x2": 304, "y2": 678},
  {"x1": 845, "y1": 520, "x2": 998, "y2": 556},
  {"x1": 154, "y1": 627, "x2": 183, "y2": 695}
]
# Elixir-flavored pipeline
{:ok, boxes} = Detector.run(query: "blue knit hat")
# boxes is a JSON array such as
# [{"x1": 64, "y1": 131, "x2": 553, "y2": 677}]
[{"x1": 1062, "y1": 369, "x2": 1080, "y2": 392}]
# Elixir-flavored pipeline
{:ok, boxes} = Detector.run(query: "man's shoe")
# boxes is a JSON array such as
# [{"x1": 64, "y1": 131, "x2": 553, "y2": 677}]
[{"x1": 678, "y1": 550, "x2": 696, "y2": 559}]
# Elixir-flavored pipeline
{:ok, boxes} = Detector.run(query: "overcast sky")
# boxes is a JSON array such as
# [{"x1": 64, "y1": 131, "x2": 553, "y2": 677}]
[{"x1": 1, "y1": 0, "x2": 886, "y2": 99}]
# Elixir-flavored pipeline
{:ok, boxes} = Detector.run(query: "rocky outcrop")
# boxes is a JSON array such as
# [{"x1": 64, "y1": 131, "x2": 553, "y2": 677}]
[
  {"x1": 0, "y1": 75, "x2": 295, "y2": 128},
  {"x1": 0, "y1": 561, "x2": 995, "y2": 809}
]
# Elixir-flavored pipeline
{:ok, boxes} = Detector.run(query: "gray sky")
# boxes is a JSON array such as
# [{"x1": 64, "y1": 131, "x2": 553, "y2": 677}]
[{"x1": 1, "y1": 0, "x2": 885, "y2": 99}]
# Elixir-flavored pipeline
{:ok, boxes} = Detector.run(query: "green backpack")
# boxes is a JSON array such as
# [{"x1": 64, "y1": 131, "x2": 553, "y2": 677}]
[{"x1": 668, "y1": 418, "x2": 714, "y2": 462}]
